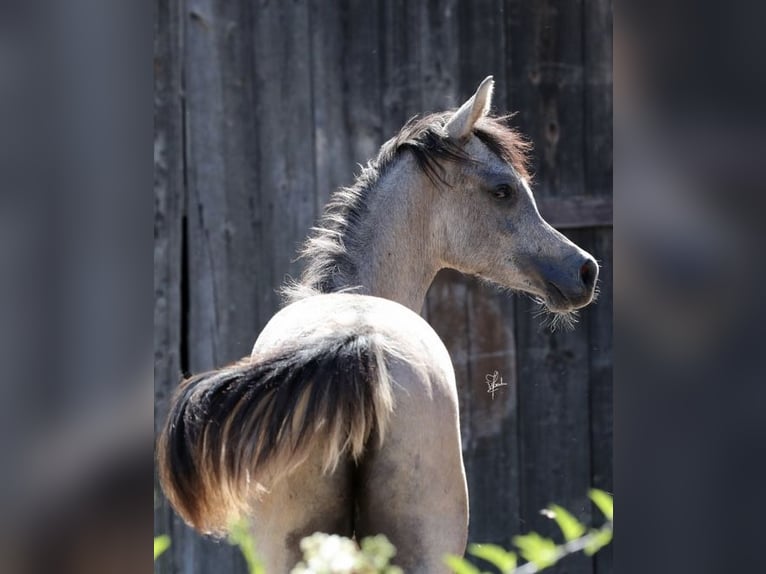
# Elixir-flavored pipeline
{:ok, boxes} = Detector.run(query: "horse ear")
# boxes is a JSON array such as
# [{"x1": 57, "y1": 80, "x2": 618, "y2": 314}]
[{"x1": 445, "y1": 76, "x2": 494, "y2": 141}]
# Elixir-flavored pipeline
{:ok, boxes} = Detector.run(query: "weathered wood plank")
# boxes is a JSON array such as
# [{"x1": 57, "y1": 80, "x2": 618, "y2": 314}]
[
  {"x1": 459, "y1": 0, "x2": 509, "y2": 108},
  {"x1": 425, "y1": 273, "x2": 475, "y2": 556},
  {"x1": 182, "y1": 0, "x2": 262, "y2": 571},
  {"x1": 185, "y1": 0, "x2": 261, "y2": 368},
  {"x1": 310, "y1": 0, "x2": 351, "y2": 211},
  {"x1": 514, "y1": 228, "x2": 595, "y2": 574},
  {"x1": 343, "y1": 0, "x2": 385, "y2": 166},
  {"x1": 537, "y1": 195, "x2": 612, "y2": 229},
  {"x1": 425, "y1": 270, "x2": 475, "y2": 481},
  {"x1": 153, "y1": 0, "x2": 183, "y2": 448},
  {"x1": 582, "y1": 5, "x2": 612, "y2": 570},
  {"x1": 464, "y1": 280, "x2": 521, "y2": 547},
  {"x1": 546, "y1": 0, "x2": 586, "y2": 198},
  {"x1": 418, "y1": 0, "x2": 460, "y2": 112},
  {"x1": 588, "y1": 229, "x2": 613, "y2": 574},
  {"x1": 310, "y1": 0, "x2": 385, "y2": 216},
  {"x1": 310, "y1": 0, "x2": 353, "y2": 211},
  {"x1": 252, "y1": 0, "x2": 317, "y2": 324},
  {"x1": 505, "y1": 0, "x2": 586, "y2": 198},
  {"x1": 153, "y1": 0, "x2": 185, "y2": 573},
  {"x1": 380, "y1": 0, "x2": 423, "y2": 136},
  {"x1": 584, "y1": 0, "x2": 613, "y2": 197}
]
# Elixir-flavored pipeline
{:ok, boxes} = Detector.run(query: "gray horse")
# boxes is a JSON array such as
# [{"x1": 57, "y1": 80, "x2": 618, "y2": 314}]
[{"x1": 158, "y1": 77, "x2": 598, "y2": 573}]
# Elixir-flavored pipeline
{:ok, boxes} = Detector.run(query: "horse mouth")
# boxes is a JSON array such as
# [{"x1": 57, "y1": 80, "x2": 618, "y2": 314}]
[
  {"x1": 545, "y1": 281, "x2": 573, "y2": 311},
  {"x1": 544, "y1": 281, "x2": 597, "y2": 314}
]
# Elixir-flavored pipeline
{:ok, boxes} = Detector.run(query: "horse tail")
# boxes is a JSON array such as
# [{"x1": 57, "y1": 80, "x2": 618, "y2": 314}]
[{"x1": 157, "y1": 331, "x2": 395, "y2": 535}]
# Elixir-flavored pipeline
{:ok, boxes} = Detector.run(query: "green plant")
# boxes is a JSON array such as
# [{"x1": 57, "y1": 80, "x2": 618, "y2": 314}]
[
  {"x1": 228, "y1": 519, "x2": 266, "y2": 574},
  {"x1": 444, "y1": 489, "x2": 613, "y2": 574},
  {"x1": 154, "y1": 535, "x2": 171, "y2": 560},
  {"x1": 224, "y1": 523, "x2": 401, "y2": 574},
  {"x1": 154, "y1": 490, "x2": 612, "y2": 573}
]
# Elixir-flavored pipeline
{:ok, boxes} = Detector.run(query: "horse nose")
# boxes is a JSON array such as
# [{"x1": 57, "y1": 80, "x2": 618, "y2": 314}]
[
  {"x1": 579, "y1": 256, "x2": 598, "y2": 294},
  {"x1": 540, "y1": 252, "x2": 599, "y2": 309}
]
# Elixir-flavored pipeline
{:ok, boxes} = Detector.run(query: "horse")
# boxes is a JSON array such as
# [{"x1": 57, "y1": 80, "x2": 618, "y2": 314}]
[{"x1": 157, "y1": 76, "x2": 599, "y2": 573}]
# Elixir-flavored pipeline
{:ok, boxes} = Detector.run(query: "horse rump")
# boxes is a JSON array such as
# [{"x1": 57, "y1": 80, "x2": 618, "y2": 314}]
[{"x1": 157, "y1": 332, "x2": 394, "y2": 535}]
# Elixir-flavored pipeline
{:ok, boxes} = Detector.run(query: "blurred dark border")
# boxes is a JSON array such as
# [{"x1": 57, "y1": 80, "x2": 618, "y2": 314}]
[
  {"x1": 0, "y1": 1, "x2": 153, "y2": 572},
  {"x1": 616, "y1": 1, "x2": 766, "y2": 572}
]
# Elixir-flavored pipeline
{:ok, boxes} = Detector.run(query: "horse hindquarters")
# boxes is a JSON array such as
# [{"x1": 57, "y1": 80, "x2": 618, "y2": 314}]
[
  {"x1": 354, "y1": 358, "x2": 469, "y2": 573},
  {"x1": 248, "y1": 451, "x2": 355, "y2": 572}
]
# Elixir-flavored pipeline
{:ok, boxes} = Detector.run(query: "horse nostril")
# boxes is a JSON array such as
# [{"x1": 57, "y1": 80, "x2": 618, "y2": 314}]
[{"x1": 580, "y1": 259, "x2": 598, "y2": 291}]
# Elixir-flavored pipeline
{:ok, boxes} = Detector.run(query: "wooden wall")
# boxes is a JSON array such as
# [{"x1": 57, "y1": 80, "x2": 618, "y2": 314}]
[{"x1": 154, "y1": 1, "x2": 612, "y2": 572}]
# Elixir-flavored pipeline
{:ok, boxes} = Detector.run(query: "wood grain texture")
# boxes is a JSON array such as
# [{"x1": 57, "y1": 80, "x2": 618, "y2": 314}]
[
  {"x1": 252, "y1": 0, "x2": 317, "y2": 323},
  {"x1": 463, "y1": 279, "x2": 521, "y2": 547},
  {"x1": 589, "y1": 229, "x2": 614, "y2": 574},
  {"x1": 153, "y1": 1, "x2": 185, "y2": 573},
  {"x1": 538, "y1": 195, "x2": 613, "y2": 228},
  {"x1": 584, "y1": 0, "x2": 613, "y2": 197},
  {"x1": 514, "y1": 228, "x2": 596, "y2": 574},
  {"x1": 177, "y1": 0, "x2": 261, "y2": 571}
]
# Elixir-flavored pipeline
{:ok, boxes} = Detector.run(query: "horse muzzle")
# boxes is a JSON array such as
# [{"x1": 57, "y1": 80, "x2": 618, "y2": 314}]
[{"x1": 541, "y1": 254, "x2": 599, "y2": 311}]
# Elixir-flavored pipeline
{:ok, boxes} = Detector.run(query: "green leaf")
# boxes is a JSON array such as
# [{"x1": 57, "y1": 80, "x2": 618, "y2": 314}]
[
  {"x1": 468, "y1": 543, "x2": 517, "y2": 573},
  {"x1": 360, "y1": 534, "x2": 397, "y2": 568},
  {"x1": 443, "y1": 554, "x2": 482, "y2": 574},
  {"x1": 154, "y1": 535, "x2": 171, "y2": 560},
  {"x1": 584, "y1": 528, "x2": 613, "y2": 556},
  {"x1": 512, "y1": 533, "x2": 559, "y2": 569},
  {"x1": 227, "y1": 520, "x2": 265, "y2": 574},
  {"x1": 589, "y1": 489, "x2": 614, "y2": 522},
  {"x1": 545, "y1": 504, "x2": 587, "y2": 542}
]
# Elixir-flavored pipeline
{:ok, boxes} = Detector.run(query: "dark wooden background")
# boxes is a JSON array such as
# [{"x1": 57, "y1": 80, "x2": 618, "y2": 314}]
[{"x1": 154, "y1": 1, "x2": 612, "y2": 572}]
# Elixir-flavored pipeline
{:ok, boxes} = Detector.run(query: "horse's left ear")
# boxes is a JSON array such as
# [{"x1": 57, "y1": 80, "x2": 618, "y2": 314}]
[{"x1": 445, "y1": 76, "x2": 494, "y2": 141}]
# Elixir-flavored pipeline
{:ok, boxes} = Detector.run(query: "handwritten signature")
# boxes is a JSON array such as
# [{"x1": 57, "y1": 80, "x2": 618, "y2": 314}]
[{"x1": 485, "y1": 370, "x2": 507, "y2": 400}]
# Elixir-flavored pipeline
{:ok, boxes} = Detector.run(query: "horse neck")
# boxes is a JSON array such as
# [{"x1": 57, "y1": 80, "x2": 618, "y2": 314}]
[{"x1": 338, "y1": 157, "x2": 441, "y2": 312}]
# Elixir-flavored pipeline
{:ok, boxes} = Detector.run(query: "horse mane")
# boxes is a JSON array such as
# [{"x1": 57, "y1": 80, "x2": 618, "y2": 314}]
[{"x1": 282, "y1": 112, "x2": 531, "y2": 303}]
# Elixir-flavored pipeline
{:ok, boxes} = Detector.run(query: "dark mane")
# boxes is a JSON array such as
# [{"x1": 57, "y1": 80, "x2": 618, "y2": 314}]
[
  {"x1": 282, "y1": 112, "x2": 531, "y2": 303},
  {"x1": 473, "y1": 115, "x2": 532, "y2": 181}
]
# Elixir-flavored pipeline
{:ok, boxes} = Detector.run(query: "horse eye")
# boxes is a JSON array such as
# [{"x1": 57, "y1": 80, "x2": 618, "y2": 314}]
[{"x1": 492, "y1": 184, "x2": 514, "y2": 200}]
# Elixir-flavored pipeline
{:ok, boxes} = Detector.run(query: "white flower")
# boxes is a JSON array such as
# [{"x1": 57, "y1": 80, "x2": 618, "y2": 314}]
[{"x1": 293, "y1": 533, "x2": 361, "y2": 574}]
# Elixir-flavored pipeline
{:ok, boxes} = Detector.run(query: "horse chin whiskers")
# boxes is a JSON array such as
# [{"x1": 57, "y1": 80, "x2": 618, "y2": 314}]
[
  {"x1": 590, "y1": 280, "x2": 602, "y2": 304},
  {"x1": 482, "y1": 285, "x2": 580, "y2": 332},
  {"x1": 530, "y1": 296, "x2": 580, "y2": 332}
]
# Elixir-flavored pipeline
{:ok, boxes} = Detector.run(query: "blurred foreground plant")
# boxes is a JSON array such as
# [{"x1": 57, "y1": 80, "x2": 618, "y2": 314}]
[
  {"x1": 227, "y1": 520, "x2": 401, "y2": 574},
  {"x1": 154, "y1": 489, "x2": 612, "y2": 573},
  {"x1": 292, "y1": 533, "x2": 403, "y2": 574},
  {"x1": 445, "y1": 489, "x2": 613, "y2": 574},
  {"x1": 228, "y1": 519, "x2": 266, "y2": 574},
  {"x1": 154, "y1": 535, "x2": 170, "y2": 560}
]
